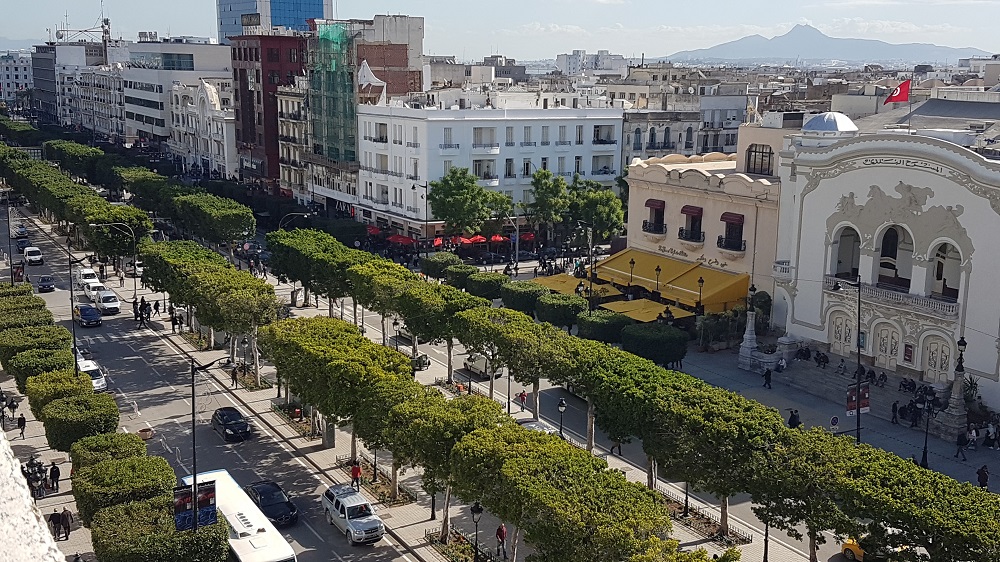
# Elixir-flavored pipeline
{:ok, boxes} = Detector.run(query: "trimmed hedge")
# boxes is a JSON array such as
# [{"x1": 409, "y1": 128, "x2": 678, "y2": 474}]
[
  {"x1": 40, "y1": 393, "x2": 120, "y2": 452},
  {"x1": 465, "y1": 272, "x2": 509, "y2": 300},
  {"x1": 535, "y1": 293, "x2": 588, "y2": 330},
  {"x1": 71, "y1": 433, "x2": 147, "y2": 471},
  {"x1": 91, "y1": 495, "x2": 229, "y2": 562},
  {"x1": 0, "y1": 283, "x2": 34, "y2": 299},
  {"x1": 25, "y1": 368, "x2": 93, "y2": 420},
  {"x1": 576, "y1": 309, "x2": 635, "y2": 343},
  {"x1": 0, "y1": 295, "x2": 48, "y2": 314},
  {"x1": 8, "y1": 348, "x2": 75, "y2": 393},
  {"x1": 0, "y1": 307, "x2": 54, "y2": 334},
  {"x1": 621, "y1": 323, "x2": 689, "y2": 366},
  {"x1": 73, "y1": 456, "x2": 178, "y2": 525},
  {"x1": 420, "y1": 252, "x2": 463, "y2": 280},
  {"x1": 0, "y1": 324, "x2": 73, "y2": 367},
  {"x1": 444, "y1": 264, "x2": 480, "y2": 290},
  {"x1": 500, "y1": 281, "x2": 550, "y2": 316}
]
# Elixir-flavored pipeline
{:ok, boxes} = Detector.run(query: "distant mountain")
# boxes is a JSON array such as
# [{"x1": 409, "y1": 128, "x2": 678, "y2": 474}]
[{"x1": 665, "y1": 24, "x2": 991, "y2": 65}]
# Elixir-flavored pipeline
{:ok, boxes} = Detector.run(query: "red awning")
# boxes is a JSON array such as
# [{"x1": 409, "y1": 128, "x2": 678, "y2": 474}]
[
  {"x1": 366, "y1": 225, "x2": 381, "y2": 235},
  {"x1": 520, "y1": 232, "x2": 535, "y2": 241},
  {"x1": 468, "y1": 235, "x2": 488, "y2": 243},
  {"x1": 433, "y1": 237, "x2": 443, "y2": 247},
  {"x1": 720, "y1": 212, "x2": 745, "y2": 225},
  {"x1": 386, "y1": 234, "x2": 417, "y2": 245},
  {"x1": 490, "y1": 234, "x2": 509, "y2": 243},
  {"x1": 680, "y1": 205, "x2": 703, "y2": 217},
  {"x1": 644, "y1": 198, "x2": 665, "y2": 210},
  {"x1": 459, "y1": 237, "x2": 473, "y2": 245}
]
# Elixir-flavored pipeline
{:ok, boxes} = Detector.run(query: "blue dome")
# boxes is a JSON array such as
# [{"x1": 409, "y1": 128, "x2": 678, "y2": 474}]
[{"x1": 802, "y1": 112, "x2": 858, "y2": 133}]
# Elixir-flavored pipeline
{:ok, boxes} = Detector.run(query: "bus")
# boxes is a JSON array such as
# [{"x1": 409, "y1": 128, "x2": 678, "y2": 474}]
[{"x1": 182, "y1": 470, "x2": 297, "y2": 562}]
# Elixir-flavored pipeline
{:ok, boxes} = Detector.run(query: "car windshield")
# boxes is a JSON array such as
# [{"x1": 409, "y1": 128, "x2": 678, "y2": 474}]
[
  {"x1": 90, "y1": 285, "x2": 105, "y2": 292},
  {"x1": 26, "y1": 250, "x2": 39, "y2": 256},
  {"x1": 346, "y1": 504, "x2": 372, "y2": 519},
  {"x1": 258, "y1": 487, "x2": 288, "y2": 506},
  {"x1": 80, "y1": 307, "x2": 97, "y2": 316},
  {"x1": 223, "y1": 412, "x2": 245, "y2": 425},
  {"x1": 39, "y1": 276, "x2": 52, "y2": 283},
  {"x1": 101, "y1": 295, "x2": 117, "y2": 303},
  {"x1": 84, "y1": 368, "x2": 103, "y2": 381}
]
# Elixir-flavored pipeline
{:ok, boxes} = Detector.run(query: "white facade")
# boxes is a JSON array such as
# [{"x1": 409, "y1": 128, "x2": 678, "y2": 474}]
[
  {"x1": 276, "y1": 77, "x2": 310, "y2": 203},
  {"x1": 355, "y1": 97, "x2": 622, "y2": 237},
  {"x1": 0, "y1": 52, "x2": 33, "y2": 103},
  {"x1": 555, "y1": 49, "x2": 629, "y2": 78},
  {"x1": 774, "y1": 111, "x2": 1000, "y2": 405},
  {"x1": 167, "y1": 79, "x2": 239, "y2": 179},
  {"x1": 70, "y1": 63, "x2": 125, "y2": 141}
]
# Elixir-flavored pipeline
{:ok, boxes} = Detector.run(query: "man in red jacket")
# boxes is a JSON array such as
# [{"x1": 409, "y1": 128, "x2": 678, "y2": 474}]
[
  {"x1": 350, "y1": 461, "x2": 362, "y2": 491},
  {"x1": 495, "y1": 523, "x2": 508, "y2": 560}
]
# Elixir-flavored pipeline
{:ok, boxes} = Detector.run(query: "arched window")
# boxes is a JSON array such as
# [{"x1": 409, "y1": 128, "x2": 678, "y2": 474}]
[
  {"x1": 633, "y1": 127, "x2": 641, "y2": 150},
  {"x1": 685, "y1": 126, "x2": 693, "y2": 148},
  {"x1": 648, "y1": 127, "x2": 657, "y2": 149},
  {"x1": 745, "y1": 144, "x2": 774, "y2": 175},
  {"x1": 881, "y1": 229, "x2": 898, "y2": 260}
]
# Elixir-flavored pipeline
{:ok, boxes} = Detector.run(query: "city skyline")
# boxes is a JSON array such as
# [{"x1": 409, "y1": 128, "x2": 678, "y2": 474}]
[{"x1": 0, "y1": 0, "x2": 997, "y2": 61}]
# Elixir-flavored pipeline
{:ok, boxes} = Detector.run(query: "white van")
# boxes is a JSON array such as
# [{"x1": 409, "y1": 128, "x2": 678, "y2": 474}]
[
  {"x1": 74, "y1": 268, "x2": 99, "y2": 288},
  {"x1": 78, "y1": 359, "x2": 108, "y2": 392}
]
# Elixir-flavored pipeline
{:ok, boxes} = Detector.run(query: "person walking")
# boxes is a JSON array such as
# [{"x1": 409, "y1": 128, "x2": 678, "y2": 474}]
[
  {"x1": 350, "y1": 460, "x2": 362, "y2": 491},
  {"x1": 787, "y1": 409, "x2": 801, "y2": 429},
  {"x1": 59, "y1": 507, "x2": 74, "y2": 540},
  {"x1": 495, "y1": 523, "x2": 508, "y2": 560},
  {"x1": 891, "y1": 400, "x2": 899, "y2": 424},
  {"x1": 48, "y1": 509, "x2": 60, "y2": 538},
  {"x1": 170, "y1": 314, "x2": 178, "y2": 333},
  {"x1": 153, "y1": 301, "x2": 160, "y2": 316},
  {"x1": 231, "y1": 367, "x2": 239, "y2": 389},
  {"x1": 762, "y1": 368, "x2": 772, "y2": 389},
  {"x1": 517, "y1": 390, "x2": 527, "y2": 412},
  {"x1": 978, "y1": 465, "x2": 990, "y2": 489},
  {"x1": 611, "y1": 439, "x2": 623, "y2": 455},
  {"x1": 955, "y1": 430, "x2": 969, "y2": 461},
  {"x1": 49, "y1": 461, "x2": 60, "y2": 492},
  {"x1": 132, "y1": 297, "x2": 139, "y2": 321},
  {"x1": 16, "y1": 413, "x2": 25, "y2": 439},
  {"x1": 119, "y1": 273, "x2": 125, "y2": 288},
  {"x1": 6, "y1": 395, "x2": 17, "y2": 421},
  {"x1": 0, "y1": 389, "x2": 6, "y2": 425}
]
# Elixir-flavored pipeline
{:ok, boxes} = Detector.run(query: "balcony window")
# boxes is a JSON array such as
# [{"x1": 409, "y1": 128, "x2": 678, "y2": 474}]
[
  {"x1": 719, "y1": 212, "x2": 745, "y2": 251},
  {"x1": 745, "y1": 143, "x2": 774, "y2": 175},
  {"x1": 644, "y1": 199, "x2": 665, "y2": 234},
  {"x1": 632, "y1": 127, "x2": 642, "y2": 151},
  {"x1": 679, "y1": 206, "x2": 703, "y2": 242}
]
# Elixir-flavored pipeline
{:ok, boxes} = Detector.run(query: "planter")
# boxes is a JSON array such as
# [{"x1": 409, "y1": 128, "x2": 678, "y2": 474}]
[{"x1": 137, "y1": 428, "x2": 155, "y2": 440}]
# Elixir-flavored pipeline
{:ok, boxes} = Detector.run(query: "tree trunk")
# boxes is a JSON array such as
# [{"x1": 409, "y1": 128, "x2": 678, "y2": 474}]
[
  {"x1": 328, "y1": 296, "x2": 335, "y2": 318},
  {"x1": 390, "y1": 461, "x2": 399, "y2": 500},
  {"x1": 228, "y1": 333, "x2": 237, "y2": 364},
  {"x1": 646, "y1": 456, "x2": 656, "y2": 489},
  {"x1": 438, "y1": 484, "x2": 451, "y2": 543},
  {"x1": 353, "y1": 299, "x2": 358, "y2": 326},
  {"x1": 586, "y1": 397, "x2": 596, "y2": 452},
  {"x1": 381, "y1": 315, "x2": 388, "y2": 346},
  {"x1": 719, "y1": 496, "x2": 730, "y2": 536},
  {"x1": 446, "y1": 340, "x2": 454, "y2": 383},
  {"x1": 511, "y1": 525, "x2": 521, "y2": 562},
  {"x1": 350, "y1": 426, "x2": 358, "y2": 461},
  {"x1": 290, "y1": 287, "x2": 299, "y2": 308},
  {"x1": 532, "y1": 380, "x2": 540, "y2": 421},
  {"x1": 488, "y1": 359, "x2": 495, "y2": 399},
  {"x1": 251, "y1": 325, "x2": 260, "y2": 386},
  {"x1": 302, "y1": 286, "x2": 311, "y2": 307},
  {"x1": 411, "y1": 336, "x2": 417, "y2": 359},
  {"x1": 808, "y1": 530, "x2": 819, "y2": 562},
  {"x1": 321, "y1": 415, "x2": 335, "y2": 448}
]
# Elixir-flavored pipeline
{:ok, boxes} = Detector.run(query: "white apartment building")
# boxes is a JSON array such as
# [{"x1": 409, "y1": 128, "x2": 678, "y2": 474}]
[
  {"x1": 354, "y1": 91, "x2": 622, "y2": 238},
  {"x1": 0, "y1": 52, "x2": 33, "y2": 104},
  {"x1": 72, "y1": 63, "x2": 125, "y2": 141},
  {"x1": 555, "y1": 49, "x2": 630, "y2": 78},
  {"x1": 167, "y1": 78, "x2": 239, "y2": 179},
  {"x1": 276, "y1": 76, "x2": 310, "y2": 203}
]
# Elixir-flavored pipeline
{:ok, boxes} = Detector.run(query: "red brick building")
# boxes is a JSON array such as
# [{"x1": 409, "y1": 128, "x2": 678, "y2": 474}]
[{"x1": 230, "y1": 33, "x2": 308, "y2": 189}]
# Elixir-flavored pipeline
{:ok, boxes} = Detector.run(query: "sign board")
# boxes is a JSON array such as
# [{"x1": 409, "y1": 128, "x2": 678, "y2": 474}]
[
  {"x1": 830, "y1": 416, "x2": 839, "y2": 427},
  {"x1": 846, "y1": 384, "x2": 871, "y2": 416},
  {"x1": 173, "y1": 485, "x2": 194, "y2": 531},
  {"x1": 173, "y1": 481, "x2": 217, "y2": 531},
  {"x1": 241, "y1": 13, "x2": 261, "y2": 26}
]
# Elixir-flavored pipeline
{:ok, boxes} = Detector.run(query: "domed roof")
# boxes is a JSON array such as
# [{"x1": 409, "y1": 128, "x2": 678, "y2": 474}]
[
  {"x1": 802, "y1": 112, "x2": 858, "y2": 133},
  {"x1": 963, "y1": 78, "x2": 985, "y2": 87}
]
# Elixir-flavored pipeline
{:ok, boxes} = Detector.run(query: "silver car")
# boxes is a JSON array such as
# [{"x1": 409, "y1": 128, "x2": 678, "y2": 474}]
[{"x1": 321, "y1": 484, "x2": 385, "y2": 545}]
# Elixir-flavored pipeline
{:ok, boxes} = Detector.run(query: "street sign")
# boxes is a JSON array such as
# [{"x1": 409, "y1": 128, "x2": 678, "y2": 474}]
[
  {"x1": 243, "y1": 243, "x2": 251, "y2": 250},
  {"x1": 831, "y1": 416, "x2": 839, "y2": 427},
  {"x1": 846, "y1": 384, "x2": 871, "y2": 416}
]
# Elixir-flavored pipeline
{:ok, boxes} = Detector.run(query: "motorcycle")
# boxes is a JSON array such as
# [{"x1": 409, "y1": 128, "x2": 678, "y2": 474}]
[{"x1": 23, "y1": 454, "x2": 47, "y2": 500}]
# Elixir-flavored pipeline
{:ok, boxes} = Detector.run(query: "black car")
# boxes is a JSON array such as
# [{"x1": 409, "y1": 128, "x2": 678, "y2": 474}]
[
  {"x1": 477, "y1": 252, "x2": 507, "y2": 265},
  {"x1": 73, "y1": 304, "x2": 103, "y2": 327},
  {"x1": 211, "y1": 407, "x2": 254, "y2": 442},
  {"x1": 244, "y1": 480, "x2": 298, "y2": 527},
  {"x1": 16, "y1": 238, "x2": 30, "y2": 252},
  {"x1": 34, "y1": 274, "x2": 55, "y2": 293},
  {"x1": 516, "y1": 250, "x2": 536, "y2": 262}
]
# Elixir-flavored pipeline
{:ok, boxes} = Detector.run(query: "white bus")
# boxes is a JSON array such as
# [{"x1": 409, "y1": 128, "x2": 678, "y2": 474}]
[{"x1": 182, "y1": 470, "x2": 297, "y2": 562}]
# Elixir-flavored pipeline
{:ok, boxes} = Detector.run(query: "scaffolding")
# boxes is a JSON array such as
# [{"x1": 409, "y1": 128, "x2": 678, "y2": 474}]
[{"x1": 309, "y1": 22, "x2": 357, "y2": 164}]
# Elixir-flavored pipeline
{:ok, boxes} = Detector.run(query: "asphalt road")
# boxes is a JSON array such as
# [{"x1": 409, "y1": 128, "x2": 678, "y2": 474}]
[{"x1": 10, "y1": 212, "x2": 415, "y2": 562}]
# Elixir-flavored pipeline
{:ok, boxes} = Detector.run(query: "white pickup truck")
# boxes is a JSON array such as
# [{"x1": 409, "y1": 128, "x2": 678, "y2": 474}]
[{"x1": 321, "y1": 484, "x2": 385, "y2": 545}]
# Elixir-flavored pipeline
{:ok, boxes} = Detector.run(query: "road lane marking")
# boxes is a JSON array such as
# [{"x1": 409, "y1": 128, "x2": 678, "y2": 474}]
[{"x1": 301, "y1": 519, "x2": 326, "y2": 543}]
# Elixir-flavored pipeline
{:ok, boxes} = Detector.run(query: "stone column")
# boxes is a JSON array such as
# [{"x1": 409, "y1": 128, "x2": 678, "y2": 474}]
[{"x1": 738, "y1": 310, "x2": 758, "y2": 371}]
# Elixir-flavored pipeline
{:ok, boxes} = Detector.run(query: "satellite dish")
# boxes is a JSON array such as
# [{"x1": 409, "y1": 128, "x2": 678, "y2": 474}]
[
  {"x1": 688, "y1": 86, "x2": 695, "y2": 94},
  {"x1": 56, "y1": 30, "x2": 65, "y2": 40}
]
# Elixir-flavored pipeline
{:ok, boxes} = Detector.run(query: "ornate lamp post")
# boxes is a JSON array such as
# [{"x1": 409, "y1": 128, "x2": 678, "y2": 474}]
[
  {"x1": 392, "y1": 318, "x2": 400, "y2": 351},
  {"x1": 654, "y1": 264, "x2": 662, "y2": 293},
  {"x1": 557, "y1": 397, "x2": 567, "y2": 438},
  {"x1": 697, "y1": 276, "x2": 704, "y2": 314},
  {"x1": 470, "y1": 501, "x2": 484, "y2": 562},
  {"x1": 919, "y1": 392, "x2": 948, "y2": 468},
  {"x1": 629, "y1": 257, "x2": 636, "y2": 284}
]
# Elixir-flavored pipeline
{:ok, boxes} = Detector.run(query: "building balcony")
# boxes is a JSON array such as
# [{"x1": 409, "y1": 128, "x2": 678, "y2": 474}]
[
  {"x1": 477, "y1": 174, "x2": 499, "y2": 186},
  {"x1": 772, "y1": 260, "x2": 794, "y2": 283},
  {"x1": 540, "y1": 141, "x2": 551, "y2": 146},
  {"x1": 701, "y1": 146, "x2": 725, "y2": 153},
  {"x1": 591, "y1": 168, "x2": 616, "y2": 177},
  {"x1": 822, "y1": 275, "x2": 959, "y2": 318},
  {"x1": 678, "y1": 228, "x2": 705, "y2": 243},
  {"x1": 406, "y1": 173, "x2": 420, "y2": 181},
  {"x1": 555, "y1": 140, "x2": 573, "y2": 146},
  {"x1": 646, "y1": 142, "x2": 676, "y2": 151},
  {"x1": 591, "y1": 139, "x2": 618, "y2": 151},
  {"x1": 439, "y1": 143, "x2": 460, "y2": 155},
  {"x1": 278, "y1": 111, "x2": 304, "y2": 121},
  {"x1": 371, "y1": 136, "x2": 388, "y2": 144},
  {"x1": 406, "y1": 141, "x2": 420, "y2": 148},
  {"x1": 641, "y1": 220, "x2": 667, "y2": 235},
  {"x1": 472, "y1": 142, "x2": 501, "y2": 154},
  {"x1": 505, "y1": 141, "x2": 516, "y2": 147},
  {"x1": 717, "y1": 236, "x2": 746, "y2": 257}
]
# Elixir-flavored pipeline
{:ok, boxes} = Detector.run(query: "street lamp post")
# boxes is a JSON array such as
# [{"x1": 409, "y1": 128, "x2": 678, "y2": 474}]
[
  {"x1": 654, "y1": 264, "x2": 661, "y2": 293},
  {"x1": 629, "y1": 257, "x2": 635, "y2": 284},
  {"x1": 5, "y1": 193, "x2": 12, "y2": 286},
  {"x1": 190, "y1": 357, "x2": 222, "y2": 532},
  {"x1": 470, "y1": 501, "x2": 484, "y2": 562},
  {"x1": 557, "y1": 397, "x2": 567, "y2": 438},
  {"x1": 392, "y1": 319, "x2": 400, "y2": 351},
  {"x1": 89, "y1": 222, "x2": 137, "y2": 300},
  {"x1": 277, "y1": 212, "x2": 311, "y2": 230},
  {"x1": 412, "y1": 183, "x2": 430, "y2": 257},
  {"x1": 697, "y1": 276, "x2": 704, "y2": 314},
  {"x1": 67, "y1": 248, "x2": 95, "y2": 377},
  {"x1": 240, "y1": 336, "x2": 249, "y2": 374},
  {"x1": 833, "y1": 274, "x2": 864, "y2": 444},
  {"x1": 920, "y1": 391, "x2": 947, "y2": 469}
]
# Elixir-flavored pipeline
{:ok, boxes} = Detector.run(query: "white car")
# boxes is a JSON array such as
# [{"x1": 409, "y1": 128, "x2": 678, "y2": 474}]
[
  {"x1": 463, "y1": 353, "x2": 502, "y2": 379},
  {"x1": 23, "y1": 247, "x2": 43, "y2": 265},
  {"x1": 78, "y1": 359, "x2": 108, "y2": 392},
  {"x1": 84, "y1": 282, "x2": 108, "y2": 302},
  {"x1": 74, "y1": 268, "x2": 98, "y2": 288},
  {"x1": 94, "y1": 290, "x2": 120, "y2": 315},
  {"x1": 125, "y1": 260, "x2": 144, "y2": 278}
]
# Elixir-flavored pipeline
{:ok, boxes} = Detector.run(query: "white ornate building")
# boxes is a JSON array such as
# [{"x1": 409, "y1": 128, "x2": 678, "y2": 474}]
[
  {"x1": 167, "y1": 79, "x2": 239, "y2": 179},
  {"x1": 774, "y1": 111, "x2": 1000, "y2": 403}
]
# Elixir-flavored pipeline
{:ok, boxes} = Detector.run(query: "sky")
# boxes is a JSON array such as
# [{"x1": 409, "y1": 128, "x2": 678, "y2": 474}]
[{"x1": 1, "y1": 0, "x2": 997, "y2": 60}]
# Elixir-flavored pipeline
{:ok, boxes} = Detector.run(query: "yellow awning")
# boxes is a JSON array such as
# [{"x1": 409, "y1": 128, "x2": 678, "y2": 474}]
[
  {"x1": 531, "y1": 274, "x2": 583, "y2": 295},
  {"x1": 596, "y1": 248, "x2": 750, "y2": 311},
  {"x1": 601, "y1": 299, "x2": 694, "y2": 323}
]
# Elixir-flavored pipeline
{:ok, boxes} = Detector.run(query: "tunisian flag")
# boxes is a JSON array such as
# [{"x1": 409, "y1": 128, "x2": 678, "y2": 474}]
[{"x1": 884, "y1": 80, "x2": 912, "y2": 105}]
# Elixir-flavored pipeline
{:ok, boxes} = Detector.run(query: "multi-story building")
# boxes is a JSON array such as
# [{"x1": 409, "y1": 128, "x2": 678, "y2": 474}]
[
  {"x1": 231, "y1": 31, "x2": 308, "y2": 189},
  {"x1": 217, "y1": 0, "x2": 333, "y2": 44},
  {"x1": 303, "y1": 15, "x2": 424, "y2": 215},
  {"x1": 276, "y1": 76, "x2": 310, "y2": 202},
  {"x1": 72, "y1": 63, "x2": 125, "y2": 142},
  {"x1": 426, "y1": 54, "x2": 528, "y2": 88},
  {"x1": 31, "y1": 41, "x2": 118, "y2": 125},
  {"x1": 555, "y1": 49, "x2": 630, "y2": 78},
  {"x1": 354, "y1": 90, "x2": 622, "y2": 238},
  {"x1": 0, "y1": 52, "x2": 33, "y2": 106},
  {"x1": 167, "y1": 78, "x2": 239, "y2": 179}
]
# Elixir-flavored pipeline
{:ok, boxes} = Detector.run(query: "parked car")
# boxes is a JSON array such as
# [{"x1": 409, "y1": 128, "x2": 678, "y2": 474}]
[
  {"x1": 211, "y1": 407, "x2": 254, "y2": 442},
  {"x1": 78, "y1": 359, "x2": 108, "y2": 392},
  {"x1": 73, "y1": 304, "x2": 103, "y2": 327},
  {"x1": 16, "y1": 238, "x2": 30, "y2": 252},
  {"x1": 34, "y1": 274, "x2": 55, "y2": 293},
  {"x1": 516, "y1": 250, "x2": 536, "y2": 262},
  {"x1": 125, "y1": 260, "x2": 144, "y2": 278},
  {"x1": 73, "y1": 268, "x2": 99, "y2": 288},
  {"x1": 23, "y1": 247, "x2": 43, "y2": 265},
  {"x1": 243, "y1": 480, "x2": 298, "y2": 527},
  {"x1": 462, "y1": 353, "x2": 502, "y2": 379},
  {"x1": 84, "y1": 282, "x2": 108, "y2": 302},
  {"x1": 842, "y1": 536, "x2": 909, "y2": 561},
  {"x1": 516, "y1": 418, "x2": 561, "y2": 437},
  {"x1": 94, "y1": 291, "x2": 120, "y2": 315},
  {"x1": 477, "y1": 252, "x2": 507, "y2": 265},
  {"x1": 13, "y1": 224, "x2": 27, "y2": 238},
  {"x1": 321, "y1": 483, "x2": 385, "y2": 545}
]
